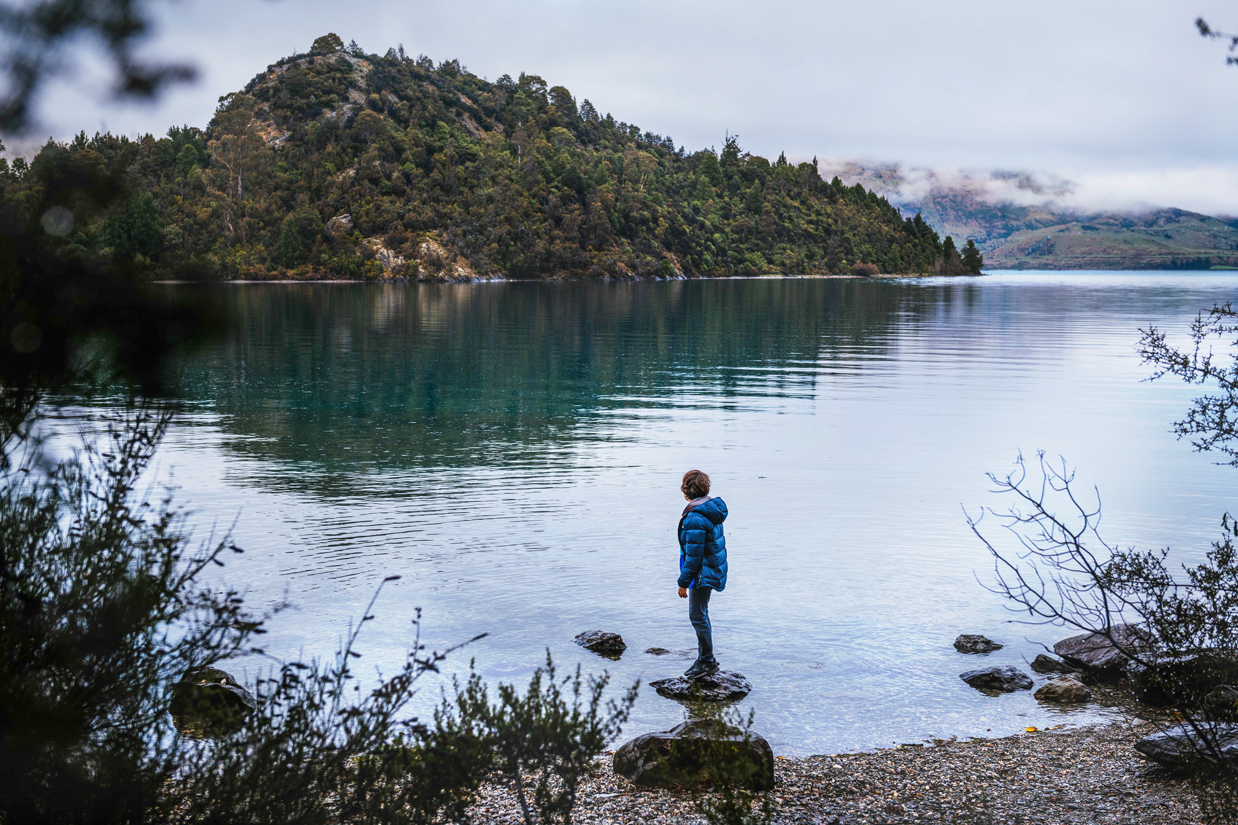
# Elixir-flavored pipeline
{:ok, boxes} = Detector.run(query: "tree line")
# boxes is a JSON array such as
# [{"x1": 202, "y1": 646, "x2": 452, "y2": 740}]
[{"x1": 0, "y1": 33, "x2": 983, "y2": 281}]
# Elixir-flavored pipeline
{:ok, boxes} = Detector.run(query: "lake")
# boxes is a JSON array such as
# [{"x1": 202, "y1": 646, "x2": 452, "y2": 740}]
[{"x1": 96, "y1": 271, "x2": 1238, "y2": 755}]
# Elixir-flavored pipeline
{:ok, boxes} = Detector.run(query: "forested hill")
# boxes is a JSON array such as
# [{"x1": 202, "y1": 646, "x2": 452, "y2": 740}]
[{"x1": 1, "y1": 35, "x2": 981, "y2": 281}]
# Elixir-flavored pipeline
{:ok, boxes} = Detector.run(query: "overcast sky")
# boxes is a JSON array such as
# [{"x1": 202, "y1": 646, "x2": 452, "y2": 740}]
[{"x1": 13, "y1": 0, "x2": 1238, "y2": 214}]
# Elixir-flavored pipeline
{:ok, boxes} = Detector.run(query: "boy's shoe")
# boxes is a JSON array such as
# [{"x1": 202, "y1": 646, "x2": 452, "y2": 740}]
[{"x1": 683, "y1": 659, "x2": 720, "y2": 680}]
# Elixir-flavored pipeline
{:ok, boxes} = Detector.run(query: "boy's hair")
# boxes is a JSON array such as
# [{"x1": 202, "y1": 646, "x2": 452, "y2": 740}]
[{"x1": 681, "y1": 469, "x2": 711, "y2": 499}]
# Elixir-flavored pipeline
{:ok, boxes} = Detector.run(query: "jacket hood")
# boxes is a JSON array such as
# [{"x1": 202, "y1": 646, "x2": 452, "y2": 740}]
[{"x1": 690, "y1": 497, "x2": 727, "y2": 525}]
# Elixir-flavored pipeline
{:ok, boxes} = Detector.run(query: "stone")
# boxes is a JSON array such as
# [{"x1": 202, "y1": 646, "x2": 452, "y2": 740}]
[
  {"x1": 169, "y1": 666, "x2": 256, "y2": 738},
  {"x1": 324, "y1": 214, "x2": 353, "y2": 241},
  {"x1": 954, "y1": 634, "x2": 1003, "y2": 654},
  {"x1": 650, "y1": 670, "x2": 753, "y2": 703},
  {"x1": 364, "y1": 237, "x2": 407, "y2": 274},
  {"x1": 1206, "y1": 685, "x2": 1238, "y2": 720},
  {"x1": 1034, "y1": 676, "x2": 1092, "y2": 703},
  {"x1": 1029, "y1": 654, "x2": 1076, "y2": 674},
  {"x1": 959, "y1": 666, "x2": 1034, "y2": 693},
  {"x1": 644, "y1": 647, "x2": 693, "y2": 657},
  {"x1": 612, "y1": 719, "x2": 774, "y2": 790},
  {"x1": 1052, "y1": 624, "x2": 1153, "y2": 679},
  {"x1": 574, "y1": 630, "x2": 627, "y2": 658},
  {"x1": 1135, "y1": 723, "x2": 1238, "y2": 767},
  {"x1": 1124, "y1": 650, "x2": 1238, "y2": 706}
]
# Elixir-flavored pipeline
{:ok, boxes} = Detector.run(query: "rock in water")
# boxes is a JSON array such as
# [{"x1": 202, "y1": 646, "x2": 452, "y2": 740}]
[
  {"x1": 613, "y1": 719, "x2": 775, "y2": 790},
  {"x1": 1052, "y1": 624, "x2": 1152, "y2": 679},
  {"x1": 1135, "y1": 723, "x2": 1238, "y2": 768},
  {"x1": 1029, "y1": 654, "x2": 1076, "y2": 674},
  {"x1": 959, "y1": 666, "x2": 1034, "y2": 693},
  {"x1": 169, "y1": 666, "x2": 256, "y2": 738},
  {"x1": 650, "y1": 670, "x2": 752, "y2": 702},
  {"x1": 1034, "y1": 676, "x2": 1092, "y2": 703},
  {"x1": 954, "y1": 634, "x2": 1003, "y2": 653},
  {"x1": 574, "y1": 630, "x2": 627, "y2": 658}
]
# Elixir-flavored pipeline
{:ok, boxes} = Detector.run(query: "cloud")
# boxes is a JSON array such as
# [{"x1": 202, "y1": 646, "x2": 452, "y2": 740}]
[{"x1": 815, "y1": 157, "x2": 1238, "y2": 218}]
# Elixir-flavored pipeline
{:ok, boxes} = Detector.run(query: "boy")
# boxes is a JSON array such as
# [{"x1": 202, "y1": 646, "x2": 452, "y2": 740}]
[{"x1": 677, "y1": 469, "x2": 728, "y2": 679}]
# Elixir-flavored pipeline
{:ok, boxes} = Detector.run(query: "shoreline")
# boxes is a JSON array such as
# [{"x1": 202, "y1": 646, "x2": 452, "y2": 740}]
[
  {"x1": 463, "y1": 719, "x2": 1201, "y2": 824},
  {"x1": 151, "y1": 273, "x2": 984, "y2": 285}
]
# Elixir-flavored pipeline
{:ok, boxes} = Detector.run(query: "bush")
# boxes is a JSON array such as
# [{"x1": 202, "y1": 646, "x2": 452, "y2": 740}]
[
  {"x1": 0, "y1": 401, "x2": 636, "y2": 825},
  {"x1": 447, "y1": 654, "x2": 638, "y2": 825},
  {"x1": 851, "y1": 262, "x2": 880, "y2": 277}
]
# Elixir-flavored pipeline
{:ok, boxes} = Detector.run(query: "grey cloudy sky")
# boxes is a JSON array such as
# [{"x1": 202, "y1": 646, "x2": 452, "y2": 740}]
[{"x1": 17, "y1": 0, "x2": 1238, "y2": 214}]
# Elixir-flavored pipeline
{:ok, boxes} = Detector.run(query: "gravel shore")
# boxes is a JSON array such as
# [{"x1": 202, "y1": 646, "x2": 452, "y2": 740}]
[{"x1": 464, "y1": 719, "x2": 1204, "y2": 824}]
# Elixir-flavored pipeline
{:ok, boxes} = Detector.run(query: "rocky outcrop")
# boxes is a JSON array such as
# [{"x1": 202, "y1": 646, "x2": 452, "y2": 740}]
[
  {"x1": 1135, "y1": 723, "x2": 1238, "y2": 767},
  {"x1": 169, "y1": 666, "x2": 256, "y2": 738},
  {"x1": 1029, "y1": 654, "x2": 1076, "y2": 675},
  {"x1": 1034, "y1": 676, "x2": 1092, "y2": 704},
  {"x1": 324, "y1": 214, "x2": 353, "y2": 242},
  {"x1": 649, "y1": 670, "x2": 752, "y2": 703},
  {"x1": 574, "y1": 631, "x2": 626, "y2": 658},
  {"x1": 1053, "y1": 624, "x2": 1153, "y2": 679},
  {"x1": 613, "y1": 719, "x2": 774, "y2": 790},
  {"x1": 413, "y1": 238, "x2": 478, "y2": 281},
  {"x1": 959, "y1": 666, "x2": 1033, "y2": 693},
  {"x1": 954, "y1": 634, "x2": 1003, "y2": 654},
  {"x1": 364, "y1": 237, "x2": 407, "y2": 274}
]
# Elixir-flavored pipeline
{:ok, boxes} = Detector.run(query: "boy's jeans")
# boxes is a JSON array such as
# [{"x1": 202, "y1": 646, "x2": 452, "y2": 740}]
[{"x1": 688, "y1": 586, "x2": 716, "y2": 664}]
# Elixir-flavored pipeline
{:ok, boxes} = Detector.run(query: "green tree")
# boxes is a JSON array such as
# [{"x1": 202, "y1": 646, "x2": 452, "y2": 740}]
[
  {"x1": 103, "y1": 192, "x2": 164, "y2": 259},
  {"x1": 961, "y1": 238, "x2": 984, "y2": 274},
  {"x1": 275, "y1": 207, "x2": 324, "y2": 267},
  {"x1": 311, "y1": 33, "x2": 345, "y2": 54}
]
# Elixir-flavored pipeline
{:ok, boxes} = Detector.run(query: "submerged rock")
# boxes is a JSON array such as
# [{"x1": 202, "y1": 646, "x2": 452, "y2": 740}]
[
  {"x1": 959, "y1": 666, "x2": 1033, "y2": 693},
  {"x1": 954, "y1": 634, "x2": 1003, "y2": 654},
  {"x1": 1034, "y1": 676, "x2": 1092, "y2": 704},
  {"x1": 613, "y1": 719, "x2": 774, "y2": 790},
  {"x1": 1053, "y1": 625, "x2": 1153, "y2": 679},
  {"x1": 574, "y1": 630, "x2": 627, "y2": 658},
  {"x1": 169, "y1": 666, "x2": 256, "y2": 738},
  {"x1": 1135, "y1": 723, "x2": 1238, "y2": 767},
  {"x1": 1030, "y1": 654, "x2": 1076, "y2": 675},
  {"x1": 650, "y1": 670, "x2": 752, "y2": 703}
]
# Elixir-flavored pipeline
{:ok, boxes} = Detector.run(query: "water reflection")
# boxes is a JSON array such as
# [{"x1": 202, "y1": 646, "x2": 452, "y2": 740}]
[{"x1": 138, "y1": 273, "x2": 1238, "y2": 756}]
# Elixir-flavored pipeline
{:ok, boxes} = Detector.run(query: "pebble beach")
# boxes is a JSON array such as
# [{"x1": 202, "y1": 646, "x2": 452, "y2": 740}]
[{"x1": 463, "y1": 719, "x2": 1204, "y2": 824}]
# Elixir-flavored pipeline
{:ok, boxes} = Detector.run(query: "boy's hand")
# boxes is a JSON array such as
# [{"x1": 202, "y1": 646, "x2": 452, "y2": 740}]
[{"x1": 678, "y1": 587, "x2": 688, "y2": 598}]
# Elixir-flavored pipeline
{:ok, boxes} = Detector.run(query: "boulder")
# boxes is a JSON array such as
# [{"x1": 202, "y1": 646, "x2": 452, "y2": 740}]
[
  {"x1": 169, "y1": 666, "x2": 256, "y2": 738},
  {"x1": 613, "y1": 719, "x2": 774, "y2": 790},
  {"x1": 1053, "y1": 624, "x2": 1153, "y2": 679},
  {"x1": 1135, "y1": 723, "x2": 1238, "y2": 768},
  {"x1": 1124, "y1": 651, "x2": 1238, "y2": 706},
  {"x1": 574, "y1": 630, "x2": 627, "y2": 658},
  {"x1": 1029, "y1": 654, "x2": 1076, "y2": 675},
  {"x1": 954, "y1": 634, "x2": 1003, "y2": 654},
  {"x1": 324, "y1": 214, "x2": 353, "y2": 242},
  {"x1": 1206, "y1": 686, "x2": 1238, "y2": 720},
  {"x1": 1034, "y1": 676, "x2": 1092, "y2": 704},
  {"x1": 959, "y1": 666, "x2": 1033, "y2": 693},
  {"x1": 650, "y1": 670, "x2": 752, "y2": 703}
]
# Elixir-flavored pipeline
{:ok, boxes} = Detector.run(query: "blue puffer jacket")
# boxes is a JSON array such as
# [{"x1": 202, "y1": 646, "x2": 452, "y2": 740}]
[{"x1": 677, "y1": 497, "x2": 728, "y2": 591}]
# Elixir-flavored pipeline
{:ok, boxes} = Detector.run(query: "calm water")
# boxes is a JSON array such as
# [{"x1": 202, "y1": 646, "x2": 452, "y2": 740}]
[{"x1": 87, "y1": 272, "x2": 1238, "y2": 755}]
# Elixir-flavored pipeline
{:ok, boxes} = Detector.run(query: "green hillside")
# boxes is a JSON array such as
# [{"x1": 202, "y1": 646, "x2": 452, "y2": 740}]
[{"x1": 0, "y1": 36, "x2": 976, "y2": 281}]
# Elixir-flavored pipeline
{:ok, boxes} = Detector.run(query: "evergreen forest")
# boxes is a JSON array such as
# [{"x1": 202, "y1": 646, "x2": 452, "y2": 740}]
[{"x1": 0, "y1": 34, "x2": 983, "y2": 281}]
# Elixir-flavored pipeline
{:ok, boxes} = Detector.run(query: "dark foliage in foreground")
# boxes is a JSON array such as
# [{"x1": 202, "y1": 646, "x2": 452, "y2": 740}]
[
  {"x1": 0, "y1": 34, "x2": 983, "y2": 281},
  {"x1": 969, "y1": 303, "x2": 1238, "y2": 822},
  {"x1": 0, "y1": 401, "x2": 638, "y2": 825}
]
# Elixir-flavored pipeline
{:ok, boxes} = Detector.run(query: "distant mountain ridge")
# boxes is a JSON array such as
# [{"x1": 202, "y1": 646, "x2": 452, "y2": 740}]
[{"x1": 821, "y1": 161, "x2": 1238, "y2": 270}]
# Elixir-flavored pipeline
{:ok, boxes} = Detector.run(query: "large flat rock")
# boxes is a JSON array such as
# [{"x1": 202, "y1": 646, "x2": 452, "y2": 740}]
[
  {"x1": 649, "y1": 670, "x2": 752, "y2": 702},
  {"x1": 959, "y1": 666, "x2": 1033, "y2": 693},
  {"x1": 1053, "y1": 624, "x2": 1152, "y2": 679},
  {"x1": 1135, "y1": 723, "x2": 1238, "y2": 767}
]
